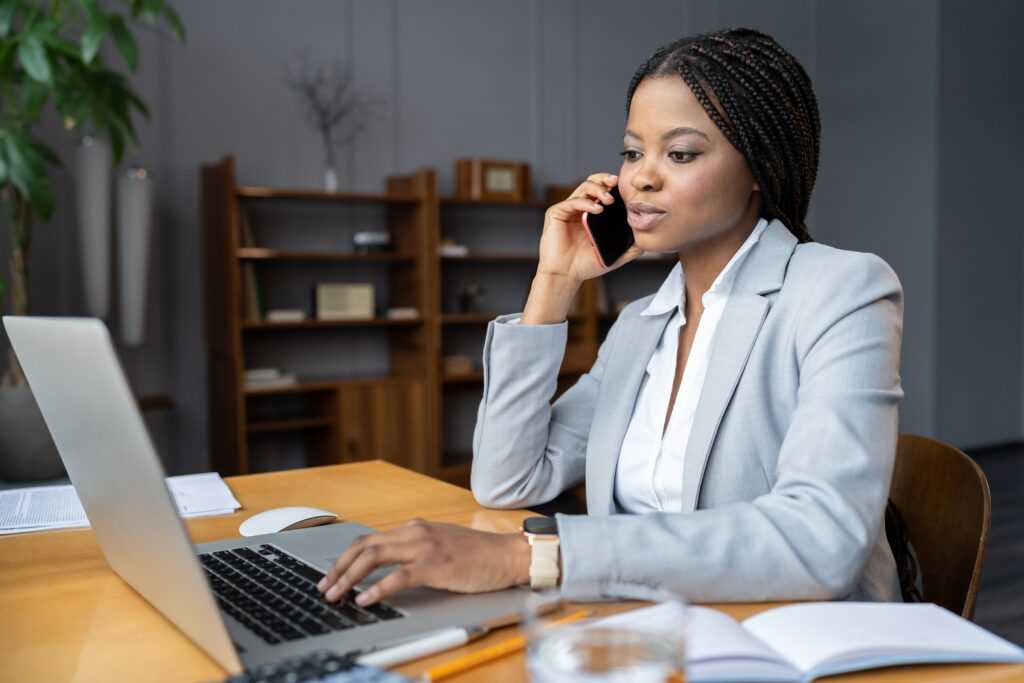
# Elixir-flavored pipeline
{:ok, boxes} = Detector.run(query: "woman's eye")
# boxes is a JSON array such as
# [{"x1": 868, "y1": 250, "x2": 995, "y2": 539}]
[
  {"x1": 618, "y1": 150, "x2": 698, "y2": 163},
  {"x1": 669, "y1": 151, "x2": 698, "y2": 163}
]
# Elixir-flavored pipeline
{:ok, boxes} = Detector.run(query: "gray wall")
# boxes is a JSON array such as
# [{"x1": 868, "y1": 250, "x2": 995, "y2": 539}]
[
  {"x1": 3, "y1": 0, "x2": 1021, "y2": 474},
  {"x1": 936, "y1": 0, "x2": 1024, "y2": 448},
  {"x1": 812, "y1": 0, "x2": 941, "y2": 439}
]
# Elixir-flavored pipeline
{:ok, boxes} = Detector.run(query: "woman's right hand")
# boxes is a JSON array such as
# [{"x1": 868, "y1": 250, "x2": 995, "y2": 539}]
[{"x1": 536, "y1": 172, "x2": 644, "y2": 284}]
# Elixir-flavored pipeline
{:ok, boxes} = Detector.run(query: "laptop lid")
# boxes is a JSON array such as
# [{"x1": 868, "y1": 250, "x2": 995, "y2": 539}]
[{"x1": 3, "y1": 316, "x2": 244, "y2": 675}]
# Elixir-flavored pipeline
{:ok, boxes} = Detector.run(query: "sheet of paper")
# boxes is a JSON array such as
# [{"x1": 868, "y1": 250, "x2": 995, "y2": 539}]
[
  {"x1": 0, "y1": 485, "x2": 88, "y2": 530},
  {"x1": 0, "y1": 473, "x2": 241, "y2": 535}
]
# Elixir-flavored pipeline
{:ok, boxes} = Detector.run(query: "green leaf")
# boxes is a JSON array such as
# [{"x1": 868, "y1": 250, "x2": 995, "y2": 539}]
[
  {"x1": 3, "y1": 134, "x2": 32, "y2": 200},
  {"x1": 21, "y1": 78, "x2": 48, "y2": 118},
  {"x1": 17, "y1": 35, "x2": 52, "y2": 83},
  {"x1": 41, "y1": 34, "x2": 80, "y2": 59},
  {"x1": 163, "y1": 5, "x2": 185, "y2": 41},
  {"x1": 107, "y1": 125, "x2": 124, "y2": 161},
  {"x1": 0, "y1": 1, "x2": 17, "y2": 38},
  {"x1": 108, "y1": 14, "x2": 137, "y2": 70},
  {"x1": 32, "y1": 139, "x2": 60, "y2": 166},
  {"x1": 81, "y1": 7, "x2": 107, "y2": 64}
]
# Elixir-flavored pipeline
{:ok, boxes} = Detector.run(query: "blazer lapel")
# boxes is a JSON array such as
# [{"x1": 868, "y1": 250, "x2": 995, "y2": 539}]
[
  {"x1": 587, "y1": 309, "x2": 673, "y2": 515},
  {"x1": 679, "y1": 222, "x2": 799, "y2": 512}
]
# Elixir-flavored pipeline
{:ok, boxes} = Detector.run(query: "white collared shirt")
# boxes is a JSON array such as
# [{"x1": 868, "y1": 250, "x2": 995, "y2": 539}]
[{"x1": 613, "y1": 218, "x2": 769, "y2": 513}]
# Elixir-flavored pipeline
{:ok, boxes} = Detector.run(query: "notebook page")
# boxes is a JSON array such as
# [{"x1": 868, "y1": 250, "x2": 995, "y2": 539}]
[
  {"x1": 742, "y1": 602, "x2": 1024, "y2": 678},
  {"x1": 595, "y1": 603, "x2": 798, "y2": 682}
]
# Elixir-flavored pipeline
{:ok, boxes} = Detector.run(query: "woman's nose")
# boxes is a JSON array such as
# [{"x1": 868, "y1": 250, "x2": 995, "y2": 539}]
[{"x1": 630, "y1": 165, "x2": 660, "y2": 192}]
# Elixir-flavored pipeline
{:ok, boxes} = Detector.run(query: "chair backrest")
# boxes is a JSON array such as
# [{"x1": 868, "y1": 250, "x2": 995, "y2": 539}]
[{"x1": 889, "y1": 434, "x2": 992, "y2": 618}]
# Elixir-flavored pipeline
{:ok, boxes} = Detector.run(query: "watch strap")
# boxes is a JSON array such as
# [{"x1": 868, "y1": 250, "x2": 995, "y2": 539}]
[{"x1": 528, "y1": 534, "x2": 560, "y2": 590}]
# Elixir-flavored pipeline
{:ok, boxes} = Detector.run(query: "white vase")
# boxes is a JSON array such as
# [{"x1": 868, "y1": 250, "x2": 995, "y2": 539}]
[
  {"x1": 0, "y1": 385, "x2": 64, "y2": 482},
  {"x1": 117, "y1": 167, "x2": 153, "y2": 346},
  {"x1": 324, "y1": 166, "x2": 339, "y2": 193},
  {"x1": 76, "y1": 135, "x2": 113, "y2": 319}
]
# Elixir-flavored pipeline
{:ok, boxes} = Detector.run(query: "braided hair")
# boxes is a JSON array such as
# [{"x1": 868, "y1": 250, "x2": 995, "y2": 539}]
[{"x1": 626, "y1": 28, "x2": 820, "y2": 243}]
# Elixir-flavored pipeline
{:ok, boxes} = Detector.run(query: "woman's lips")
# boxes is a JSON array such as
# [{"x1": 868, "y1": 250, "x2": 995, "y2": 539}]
[{"x1": 628, "y1": 208, "x2": 668, "y2": 231}]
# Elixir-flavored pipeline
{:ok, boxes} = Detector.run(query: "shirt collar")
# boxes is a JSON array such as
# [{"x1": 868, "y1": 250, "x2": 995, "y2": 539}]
[{"x1": 640, "y1": 217, "x2": 770, "y2": 318}]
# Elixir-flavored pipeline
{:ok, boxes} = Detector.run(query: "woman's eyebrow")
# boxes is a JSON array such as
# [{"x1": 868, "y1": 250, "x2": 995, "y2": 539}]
[{"x1": 624, "y1": 126, "x2": 710, "y2": 142}]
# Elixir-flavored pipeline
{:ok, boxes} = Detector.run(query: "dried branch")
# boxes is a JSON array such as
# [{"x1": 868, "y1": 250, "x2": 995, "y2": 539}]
[{"x1": 284, "y1": 53, "x2": 384, "y2": 163}]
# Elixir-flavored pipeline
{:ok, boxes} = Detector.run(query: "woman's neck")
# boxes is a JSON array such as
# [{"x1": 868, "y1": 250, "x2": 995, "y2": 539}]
[{"x1": 678, "y1": 214, "x2": 762, "y2": 312}]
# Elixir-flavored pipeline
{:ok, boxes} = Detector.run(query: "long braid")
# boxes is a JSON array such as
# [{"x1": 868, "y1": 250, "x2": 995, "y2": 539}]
[{"x1": 625, "y1": 28, "x2": 821, "y2": 243}]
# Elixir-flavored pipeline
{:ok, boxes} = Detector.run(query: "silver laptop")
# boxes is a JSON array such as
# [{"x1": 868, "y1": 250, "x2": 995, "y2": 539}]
[{"x1": 3, "y1": 316, "x2": 530, "y2": 675}]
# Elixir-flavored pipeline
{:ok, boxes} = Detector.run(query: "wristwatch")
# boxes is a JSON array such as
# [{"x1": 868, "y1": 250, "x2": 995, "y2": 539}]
[{"x1": 522, "y1": 516, "x2": 560, "y2": 590}]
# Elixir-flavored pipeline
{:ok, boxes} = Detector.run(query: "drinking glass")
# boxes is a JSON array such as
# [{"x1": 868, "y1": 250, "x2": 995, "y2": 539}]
[{"x1": 523, "y1": 590, "x2": 687, "y2": 683}]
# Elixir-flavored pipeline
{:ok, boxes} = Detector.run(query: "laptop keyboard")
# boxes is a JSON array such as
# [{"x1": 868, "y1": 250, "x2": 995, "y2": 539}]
[{"x1": 199, "y1": 544, "x2": 404, "y2": 645}]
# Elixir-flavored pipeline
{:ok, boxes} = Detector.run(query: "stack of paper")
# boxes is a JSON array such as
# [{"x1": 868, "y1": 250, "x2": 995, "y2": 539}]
[{"x1": 0, "y1": 472, "x2": 242, "y2": 535}]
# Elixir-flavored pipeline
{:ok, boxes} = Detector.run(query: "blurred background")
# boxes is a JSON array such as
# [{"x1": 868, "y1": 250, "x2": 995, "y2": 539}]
[{"x1": 0, "y1": 0, "x2": 1021, "y2": 642}]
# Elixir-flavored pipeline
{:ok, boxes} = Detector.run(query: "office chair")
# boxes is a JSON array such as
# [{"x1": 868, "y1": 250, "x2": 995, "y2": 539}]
[{"x1": 888, "y1": 434, "x2": 992, "y2": 619}]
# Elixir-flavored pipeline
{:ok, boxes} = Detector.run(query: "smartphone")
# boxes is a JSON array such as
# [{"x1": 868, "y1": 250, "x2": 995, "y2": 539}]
[{"x1": 582, "y1": 185, "x2": 634, "y2": 269}]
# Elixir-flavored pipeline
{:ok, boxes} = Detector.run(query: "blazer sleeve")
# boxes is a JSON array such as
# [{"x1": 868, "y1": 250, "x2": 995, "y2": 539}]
[
  {"x1": 554, "y1": 253, "x2": 904, "y2": 602},
  {"x1": 471, "y1": 312, "x2": 621, "y2": 509}
]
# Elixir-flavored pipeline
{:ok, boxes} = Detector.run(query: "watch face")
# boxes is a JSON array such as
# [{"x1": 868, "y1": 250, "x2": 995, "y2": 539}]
[{"x1": 523, "y1": 516, "x2": 558, "y2": 535}]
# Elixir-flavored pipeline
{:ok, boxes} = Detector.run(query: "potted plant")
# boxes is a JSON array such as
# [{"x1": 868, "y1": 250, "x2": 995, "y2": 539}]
[{"x1": 0, "y1": 0, "x2": 184, "y2": 481}]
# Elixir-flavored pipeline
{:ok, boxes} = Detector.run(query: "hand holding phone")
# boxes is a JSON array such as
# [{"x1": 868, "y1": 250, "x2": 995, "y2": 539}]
[{"x1": 533, "y1": 174, "x2": 642, "y2": 284}]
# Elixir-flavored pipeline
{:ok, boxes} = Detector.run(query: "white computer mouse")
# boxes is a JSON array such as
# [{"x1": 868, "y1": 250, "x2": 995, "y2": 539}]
[{"x1": 239, "y1": 506, "x2": 339, "y2": 537}]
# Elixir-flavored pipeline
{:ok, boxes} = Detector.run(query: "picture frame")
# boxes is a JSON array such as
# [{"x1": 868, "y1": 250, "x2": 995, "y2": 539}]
[{"x1": 455, "y1": 158, "x2": 531, "y2": 202}]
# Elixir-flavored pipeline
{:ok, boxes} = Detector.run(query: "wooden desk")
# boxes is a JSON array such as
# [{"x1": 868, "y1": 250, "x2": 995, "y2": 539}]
[{"x1": 3, "y1": 461, "x2": 1022, "y2": 682}]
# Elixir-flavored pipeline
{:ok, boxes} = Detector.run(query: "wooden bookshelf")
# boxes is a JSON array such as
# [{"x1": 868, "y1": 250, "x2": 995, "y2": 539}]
[
  {"x1": 202, "y1": 156, "x2": 437, "y2": 476},
  {"x1": 203, "y1": 158, "x2": 614, "y2": 483}
]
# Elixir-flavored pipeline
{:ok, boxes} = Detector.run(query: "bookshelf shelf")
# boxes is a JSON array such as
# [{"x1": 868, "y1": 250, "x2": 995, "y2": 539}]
[
  {"x1": 242, "y1": 318, "x2": 422, "y2": 331},
  {"x1": 247, "y1": 417, "x2": 334, "y2": 433},
  {"x1": 245, "y1": 379, "x2": 349, "y2": 396},
  {"x1": 238, "y1": 248, "x2": 416, "y2": 263},
  {"x1": 440, "y1": 196, "x2": 549, "y2": 209},
  {"x1": 237, "y1": 186, "x2": 419, "y2": 204},
  {"x1": 440, "y1": 253, "x2": 537, "y2": 263}
]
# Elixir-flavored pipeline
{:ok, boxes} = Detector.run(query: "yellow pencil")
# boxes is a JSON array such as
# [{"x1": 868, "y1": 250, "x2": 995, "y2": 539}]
[{"x1": 418, "y1": 609, "x2": 590, "y2": 682}]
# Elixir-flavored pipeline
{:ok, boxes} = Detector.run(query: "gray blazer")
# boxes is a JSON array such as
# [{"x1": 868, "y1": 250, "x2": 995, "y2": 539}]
[{"x1": 471, "y1": 220, "x2": 904, "y2": 603}]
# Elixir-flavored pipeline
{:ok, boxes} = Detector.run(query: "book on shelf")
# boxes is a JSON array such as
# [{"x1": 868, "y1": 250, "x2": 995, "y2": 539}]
[
  {"x1": 244, "y1": 367, "x2": 283, "y2": 383},
  {"x1": 266, "y1": 309, "x2": 307, "y2": 323},
  {"x1": 244, "y1": 368, "x2": 297, "y2": 390},
  {"x1": 594, "y1": 601, "x2": 1024, "y2": 683},
  {"x1": 386, "y1": 307, "x2": 419, "y2": 320},
  {"x1": 239, "y1": 212, "x2": 262, "y2": 321}
]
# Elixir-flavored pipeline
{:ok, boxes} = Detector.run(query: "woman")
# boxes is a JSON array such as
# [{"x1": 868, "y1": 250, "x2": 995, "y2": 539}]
[{"x1": 317, "y1": 27, "x2": 904, "y2": 607}]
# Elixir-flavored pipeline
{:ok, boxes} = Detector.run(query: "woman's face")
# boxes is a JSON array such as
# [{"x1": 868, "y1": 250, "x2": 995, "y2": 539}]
[{"x1": 618, "y1": 75, "x2": 761, "y2": 254}]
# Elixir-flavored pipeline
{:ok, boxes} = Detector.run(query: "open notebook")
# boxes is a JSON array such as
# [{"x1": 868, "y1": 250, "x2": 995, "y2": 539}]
[{"x1": 595, "y1": 602, "x2": 1024, "y2": 683}]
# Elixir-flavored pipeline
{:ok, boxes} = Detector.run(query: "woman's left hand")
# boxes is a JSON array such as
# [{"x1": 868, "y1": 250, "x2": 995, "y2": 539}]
[{"x1": 317, "y1": 519, "x2": 531, "y2": 606}]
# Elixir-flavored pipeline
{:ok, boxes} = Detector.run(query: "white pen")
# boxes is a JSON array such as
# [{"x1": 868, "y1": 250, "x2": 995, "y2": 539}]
[{"x1": 356, "y1": 625, "x2": 487, "y2": 670}]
